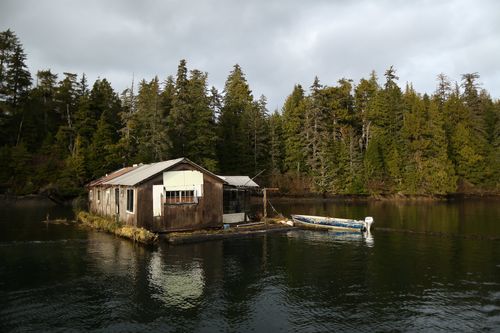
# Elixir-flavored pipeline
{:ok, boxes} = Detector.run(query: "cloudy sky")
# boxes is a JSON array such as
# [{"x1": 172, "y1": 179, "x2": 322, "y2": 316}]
[{"x1": 1, "y1": 0, "x2": 499, "y2": 110}]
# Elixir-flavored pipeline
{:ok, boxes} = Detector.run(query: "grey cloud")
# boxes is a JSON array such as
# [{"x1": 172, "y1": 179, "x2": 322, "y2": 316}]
[{"x1": 0, "y1": 0, "x2": 498, "y2": 107}]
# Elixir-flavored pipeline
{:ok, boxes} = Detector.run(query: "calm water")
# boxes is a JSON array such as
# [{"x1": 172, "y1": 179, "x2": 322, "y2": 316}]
[{"x1": 0, "y1": 199, "x2": 499, "y2": 332}]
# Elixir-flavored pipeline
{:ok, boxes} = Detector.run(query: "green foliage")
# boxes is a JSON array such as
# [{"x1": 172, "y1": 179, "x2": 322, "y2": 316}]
[
  {"x1": 217, "y1": 64, "x2": 255, "y2": 175},
  {"x1": 0, "y1": 29, "x2": 498, "y2": 198},
  {"x1": 268, "y1": 110, "x2": 285, "y2": 178},
  {"x1": 282, "y1": 84, "x2": 306, "y2": 173},
  {"x1": 0, "y1": 30, "x2": 32, "y2": 106},
  {"x1": 401, "y1": 90, "x2": 456, "y2": 194},
  {"x1": 134, "y1": 76, "x2": 168, "y2": 163},
  {"x1": 9, "y1": 142, "x2": 33, "y2": 194}
]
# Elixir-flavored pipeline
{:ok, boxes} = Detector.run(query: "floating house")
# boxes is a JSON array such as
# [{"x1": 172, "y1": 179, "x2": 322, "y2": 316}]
[{"x1": 87, "y1": 157, "x2": 259, "y2": 232}]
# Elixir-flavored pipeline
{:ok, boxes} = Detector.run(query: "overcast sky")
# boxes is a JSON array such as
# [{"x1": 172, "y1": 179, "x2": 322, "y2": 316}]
[{"x1": 1, "y1": 0, "x2": 499, "y2": 110}]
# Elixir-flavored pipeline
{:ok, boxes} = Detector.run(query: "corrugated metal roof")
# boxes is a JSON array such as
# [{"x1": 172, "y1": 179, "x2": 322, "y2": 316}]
[
  {"x1": 218, "y1": 176, "x2": 259, "y2": 188},
  {"x1": 87, "y1": 166, "x2": 136, "y2": 187},
  {"x1": 105, "y1": 157, "x2": 186, "y2": 186}
]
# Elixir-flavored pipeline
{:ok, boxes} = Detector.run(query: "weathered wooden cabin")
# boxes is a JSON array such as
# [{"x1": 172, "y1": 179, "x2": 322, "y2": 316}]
[{"x1": 87, "y1": 157, "x2": 259, "y2": 232}]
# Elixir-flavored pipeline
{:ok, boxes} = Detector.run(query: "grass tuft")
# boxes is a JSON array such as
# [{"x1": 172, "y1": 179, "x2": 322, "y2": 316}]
[{"x1": 77, "y1": 211, "x2": 158, "y2": 245}]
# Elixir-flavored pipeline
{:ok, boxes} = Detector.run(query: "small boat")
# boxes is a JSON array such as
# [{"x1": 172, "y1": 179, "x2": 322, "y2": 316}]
[{"x1": 291, "y1": 214, "x2": 374, "y2": 232}]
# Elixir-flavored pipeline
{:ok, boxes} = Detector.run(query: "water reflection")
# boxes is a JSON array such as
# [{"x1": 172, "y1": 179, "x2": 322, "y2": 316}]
[
  {"x1": 1, "y1": 200, "x2": 499, "y2": 332},
  {"x1": 285, "y1": 229, "x2": 374, "y2": 247},
  {"x1": 86, "y1": 232, "x2": 142, "y2": 278},
  {"x1": 148, "y1": 252, "x2": 205, "y2": 309},
  {"x1": 271, "y1": 198, "x2": 500, "y2": 237}
]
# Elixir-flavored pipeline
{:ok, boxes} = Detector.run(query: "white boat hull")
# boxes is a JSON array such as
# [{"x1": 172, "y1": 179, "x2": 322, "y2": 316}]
[{"x1": 291, "y1": 214, "x2": 374, "y2": 232}]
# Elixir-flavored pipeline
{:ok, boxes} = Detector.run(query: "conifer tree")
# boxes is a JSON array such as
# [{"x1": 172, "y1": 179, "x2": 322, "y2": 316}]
[
  {"x1": 217, "y1": 64, "x2": 254, "y2": 174},
  {"x1": 209, "y1": 86, "x2": 222, "y2": 120},
  {"x1": 354, "y1": 71, "x2": 379, "y2": 151},
  {"x1": 282, "y1": 84, "x2": 306, "y2": 173},
  {"x1": 241, "y1": 94, "x2": 269, "y2": 175},
  {"x1": 491, "y1": 101, "x2": 500, "y2": 190},
  {"x1": 268, "y1": 110, "x2": 284, "y2": 181},
  {"x1": 56, "y1": 134, "x2": 88, "y2": 196},
  {"x1": 0, "y1": 30, "x2": 31, "y2": 106},
  {"x1": 331, "y1": 79, "x2": 362, "y2": 193},
  {"x1": 401, "y1": 88, "x2": 456, "y2": 194},
  {"x1": 134, "y1": 77, "x2": 168, "y2": 162},
  {"x1": 87, "y1": 114, "x2": 120, "y2": 178},
  {"x1": 84, "y1": 79, "x2": 122, "y2": 177},
  {"x1": 458, "y1": 73, "x2": 488, "y2": 186},
  {"x1": 184, "y1": 69, "x2": 218, "y2": 171},
  {"x1": 0, "y1": 30, "x2": 32, "y2": 149},
  {"x1": 116, "y1": 79, "x2": 137, "y2": 165},
  {"x1": 167, "y1": 59, "x2": 191, "y2": 158},
  {"x1": 365, "y1": 66, "x2": 404, "y2": 193},
  {"x1": 160, "y1": 76, "x2": 175, "y2": 119},
  {"x1": 303, "y1": 77, "x2": 332, "y2": 192},
  {"x1": 9, "y1": 141, "x2": 32, "y2": 194}
]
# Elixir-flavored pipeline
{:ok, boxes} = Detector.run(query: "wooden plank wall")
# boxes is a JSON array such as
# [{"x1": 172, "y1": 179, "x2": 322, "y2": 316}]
[
  {"x1": 90, "y1": 162, "x2": 224, "y2": 232},
  {"x1": 136, "y1": 163, "x2": 224, "y2": 232}
]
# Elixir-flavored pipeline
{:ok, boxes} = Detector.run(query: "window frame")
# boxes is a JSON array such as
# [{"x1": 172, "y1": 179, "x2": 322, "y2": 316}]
[
  {"x1": 126, "y1": 188, "x2": 135, "y2": 213},
  {"x1": 164, "y1": 190, "x2": 197, "y2": 205}
]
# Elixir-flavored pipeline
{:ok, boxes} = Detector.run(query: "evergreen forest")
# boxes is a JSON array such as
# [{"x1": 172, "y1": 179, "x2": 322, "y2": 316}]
[{"x1": 1, "y1": 29, "x2": 499, "y2": 199}]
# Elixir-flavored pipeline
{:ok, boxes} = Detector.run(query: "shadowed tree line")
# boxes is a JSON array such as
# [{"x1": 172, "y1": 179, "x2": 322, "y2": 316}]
[{"x1": 0, "y1": 30, "x2": 498, "y2": 198}]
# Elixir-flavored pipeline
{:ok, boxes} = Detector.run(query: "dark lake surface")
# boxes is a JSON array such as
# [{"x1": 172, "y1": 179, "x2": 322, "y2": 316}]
[{"x1": 1, "y1": 199, "x2": 499, "y2": 332}]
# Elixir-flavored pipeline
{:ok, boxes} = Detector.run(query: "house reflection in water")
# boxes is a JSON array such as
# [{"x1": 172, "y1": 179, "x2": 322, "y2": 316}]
[
  {"x1": 148, "y1": 252, "x2": 205, "y2": 309},
  {"x1": 146, "y1": 242, "x2": 225, "y2": 310}
]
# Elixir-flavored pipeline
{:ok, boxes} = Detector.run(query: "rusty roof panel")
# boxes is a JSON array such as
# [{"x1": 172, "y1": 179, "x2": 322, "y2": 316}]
[
  {"x1": 87, "y1": 166, "x2": 136, "y2": 187},
  {"x1": 104, "y1": 157, "x2": 186, "y2": 186}
]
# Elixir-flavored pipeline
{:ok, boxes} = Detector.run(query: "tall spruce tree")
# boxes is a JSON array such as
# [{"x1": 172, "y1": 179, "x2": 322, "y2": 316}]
[
  {"x1": 365, "y1": 66, "x2": 404, "y2": 193},
  {"x1": 117, "y1": 79, "x2": 138, "y2": 165},
  {"x1": 303, "y1": 77, "x2": 332, "y2": 192},
  {"x1": 134, "y1": 77, "x2": 168, "y2": 163},
  {"x1": 458, "y1": 73, "x2": 489, "y2": 186},
  {"x1": 54, "y1": 72, "x2": 80, "y2": 155},
  {"x1": 354, "y1": 71, "x2": 379, "y2": 152},
  {"x1": 217, "y1": 64, "x2": 254, "y2": 174},
  {"x1": 282, "y1": 84, "x2": 306, "y2": 174},
  {"x1": 167, "y1": 59, "x2": 190, "y2": 158},
  {"x1": 240, "y1": 94, "x2": 269, "y2": 175},
  {"x1": 268, "y1": 110, "x2": 284, "y2": 182},
  {"x1": 184, "y1": 69, "x2": 218, "y2": 171},
  {"x1": 85, "y1": 79, "x2": 122, "y2": 177},
  {"x1": 0, "y1": 30, "x2": 31, "y2": 106},
  {"x1": 401, "y1": 87, "x2": 456, "y2": 194},
  {"x1": 0, "y1": 30, "x2": 32, "y2": 150}
]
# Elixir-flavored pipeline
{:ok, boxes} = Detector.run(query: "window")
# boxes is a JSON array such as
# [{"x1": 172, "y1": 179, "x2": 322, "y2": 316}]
[
  {"x1": 126, "y1": 189, "x2": 134, "y2": 213},
  {"x1": 115, "y1": 188, "x2": 120, "y2": 213},
  {"x1": 164, "y1": 190, "x2": 196, "y2": 204},
  {"x1": 89, "y1": 190, "x2": 93, "y2": 201},
  {"x1": 97, "y1": 190, "x2": 101, "y2": 202}
]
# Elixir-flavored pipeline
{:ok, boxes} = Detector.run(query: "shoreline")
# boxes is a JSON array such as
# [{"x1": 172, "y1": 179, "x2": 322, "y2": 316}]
[
  {"x1": 1, "y1": 192, "x2": 499, "y2": 206},
  {"x1": 263, "y1": 192, "x2": 500, "y2": 202}
]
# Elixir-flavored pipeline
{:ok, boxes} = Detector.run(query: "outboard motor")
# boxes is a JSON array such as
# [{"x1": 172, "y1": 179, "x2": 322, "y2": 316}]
[{"x1": 364, "y1": 216, "x2": 374, "y2": 233}]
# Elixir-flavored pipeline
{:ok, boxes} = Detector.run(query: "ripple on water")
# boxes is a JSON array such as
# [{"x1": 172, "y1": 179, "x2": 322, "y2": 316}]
[
  {"x1": 0, "y1": 239, "x2": 89, "y2": 247},
  {"x1": 1, "y1": 200, "x2": 500, "y2": 332}
]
